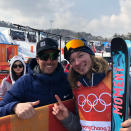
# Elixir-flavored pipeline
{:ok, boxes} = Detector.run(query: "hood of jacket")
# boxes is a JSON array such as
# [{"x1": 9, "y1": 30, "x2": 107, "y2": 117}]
[{"x1": 8, "y1": 55, "x2": 26, "y2": 84}]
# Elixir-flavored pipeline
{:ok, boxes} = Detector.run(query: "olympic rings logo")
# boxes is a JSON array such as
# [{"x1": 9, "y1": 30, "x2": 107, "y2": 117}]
[{"x1": 78, "y1": 92, "x2": 111, "y2": 112}]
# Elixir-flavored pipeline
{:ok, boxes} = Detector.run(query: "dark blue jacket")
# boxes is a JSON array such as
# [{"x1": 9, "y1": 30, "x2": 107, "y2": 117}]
[{"x1": 0, "y1": 58, "x2": 73, "y2": 117}]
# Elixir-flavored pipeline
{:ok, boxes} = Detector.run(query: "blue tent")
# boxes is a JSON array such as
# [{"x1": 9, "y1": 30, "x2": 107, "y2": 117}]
[
  {"x1": 102, "y1": 41, "x2": 111, "y2": 47},
  {"x1": 103, "y1": 41, "x2": 108, "y2": 46}
]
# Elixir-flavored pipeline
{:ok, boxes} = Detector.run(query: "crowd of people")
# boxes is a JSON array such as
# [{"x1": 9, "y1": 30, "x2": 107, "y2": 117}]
[{"x1": 0, "y1": 37, "x2": 130, "y2": 131}]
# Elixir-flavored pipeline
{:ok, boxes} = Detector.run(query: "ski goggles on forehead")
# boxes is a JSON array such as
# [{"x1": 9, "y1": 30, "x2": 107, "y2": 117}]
[
  {"x1": 39, "y1": 52, "x2": 59, "y2": 61},
  {"x1": 65, "y1": 39, "x2": 86, "y2": 51}
]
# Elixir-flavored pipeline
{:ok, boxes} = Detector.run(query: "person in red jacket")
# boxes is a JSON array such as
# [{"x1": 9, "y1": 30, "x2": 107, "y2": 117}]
[
  {"x1": 61, "y1": 60, "x2": 71, "y2": 73},
  {"x1": 64, "y1": 64, "x2": 70, "y2": 73},
  {"x1": 52, "y1": 39, "x2": 111, "y2": 131},
  {"x1": 61, "y1": 60, "x2": 68, "y2": 70}
]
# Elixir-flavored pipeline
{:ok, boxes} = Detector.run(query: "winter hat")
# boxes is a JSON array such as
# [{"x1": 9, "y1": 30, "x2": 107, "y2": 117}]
[
  {"x1": 64, "y1": 39, "x2": 95, "y2": 61},
  {"x1": 36, "y1": 38, "x2": 59, "y2": 55},
  {"x1": 8, "y1": 55, "x2": 26, "y2": 84}
]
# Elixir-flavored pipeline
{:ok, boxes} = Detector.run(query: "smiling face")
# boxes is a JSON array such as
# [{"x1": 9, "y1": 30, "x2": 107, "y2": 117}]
[
  {"x1": 69, "y1": 51, "x2": 92, "y2": 75},
  {"x1": 12, "y1": 61, "x2": 24, "y2": 76},
  {"x1": 37, "y1": 50, "x2": 58, "y2": 74}
]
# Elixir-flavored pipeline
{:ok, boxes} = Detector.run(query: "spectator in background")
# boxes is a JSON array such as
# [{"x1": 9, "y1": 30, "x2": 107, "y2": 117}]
[
  {"x1": 64, "y1": 63, "x2": 71, "y2": 73},
  {"x1": 61, "y1": 59, "x2": 71, "y2": 73},
  {"x1": 25, "y1": 57, "x2": 34, "y2": 73},
  {"x1": 61, "y1": 59, "x2": 68, "y2": 70},
  {"x1": 0, "y1": 55, "x2": 26, "y2": 97}
]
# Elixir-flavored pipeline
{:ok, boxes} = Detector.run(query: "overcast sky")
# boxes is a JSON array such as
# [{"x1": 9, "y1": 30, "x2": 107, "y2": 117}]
[{"x1": 0, "y1": 0, "x2": 130, "y2": 37}]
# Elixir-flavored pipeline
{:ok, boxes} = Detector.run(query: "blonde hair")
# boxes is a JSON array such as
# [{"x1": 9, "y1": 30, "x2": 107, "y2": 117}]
[{"x1": 68, "y1": 55, "x2": 109, "y2": 89}]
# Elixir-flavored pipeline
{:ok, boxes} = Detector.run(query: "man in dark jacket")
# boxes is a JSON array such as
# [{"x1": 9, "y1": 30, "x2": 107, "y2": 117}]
[{"x1": 0, "y1": 38, "x2": 73, "y2": 119}]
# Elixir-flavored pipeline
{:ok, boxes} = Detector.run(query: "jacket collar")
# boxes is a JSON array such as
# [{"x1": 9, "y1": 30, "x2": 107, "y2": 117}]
[
  {"x1": 79, "y1": 72, "x2": 105, "y2": 87},
  {"x1": 6, "y1": 74, "x2": 12, "y2": 84}
]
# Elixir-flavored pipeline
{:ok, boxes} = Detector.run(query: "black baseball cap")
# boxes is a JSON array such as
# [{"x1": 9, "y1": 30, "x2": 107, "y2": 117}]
[{"x1": 36, "y1": 38, "x2": 59, "y2": 55}]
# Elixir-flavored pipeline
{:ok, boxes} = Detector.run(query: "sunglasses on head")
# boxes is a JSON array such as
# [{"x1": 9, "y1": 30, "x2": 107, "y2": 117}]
[
  {"x1": 39, "y1": 52, "x2": 59, "y2": 61},
  {"x1": 65, "y1": 39, "x2": 86, "y2": 51},
  {"x1": 13, "y1": 64, "x2": 23, "y2": 69}
]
